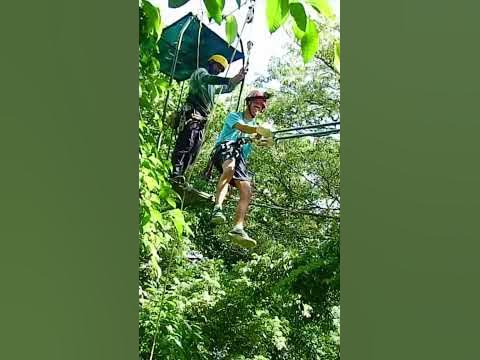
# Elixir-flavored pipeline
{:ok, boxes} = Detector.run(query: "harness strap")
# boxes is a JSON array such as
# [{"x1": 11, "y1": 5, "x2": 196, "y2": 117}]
[{"x1": 202, "y1": 138, "x2": 251, "y2": 180}]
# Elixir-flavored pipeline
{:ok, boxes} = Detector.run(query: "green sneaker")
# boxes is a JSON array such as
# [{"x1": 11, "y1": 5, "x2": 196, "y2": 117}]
[
  {"x1": 211, "y1": 207, "x2": 226, "y2": 225},
  {"x1": 228, "y1": 227, "x2": 257, "y2": 248}
]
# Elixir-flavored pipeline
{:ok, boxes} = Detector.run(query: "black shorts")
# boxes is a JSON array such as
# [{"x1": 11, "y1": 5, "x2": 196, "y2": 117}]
[{"x1": 212, "y1": 142, "x2": 251, "y2": 185}]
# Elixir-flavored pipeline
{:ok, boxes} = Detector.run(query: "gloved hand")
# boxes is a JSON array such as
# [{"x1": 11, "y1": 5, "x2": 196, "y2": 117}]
[
  {"x1": 254, "y1": 137, "x2": 274, "y2": 147},
  {"x1": 230, "y1": 67, "x2": 247, "y2": 85},
  {"x1": 256, "y1": 126, "x2": 273, "y2": 138}
]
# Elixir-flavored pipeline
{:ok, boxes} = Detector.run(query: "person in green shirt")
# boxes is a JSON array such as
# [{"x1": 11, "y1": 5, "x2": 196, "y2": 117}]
[
  {"x1": 170, "y1": 54, "x2": 246, "y2": 183},
  {"x1": 210, "y1": 90, "x2": 273, "y2": 248}
]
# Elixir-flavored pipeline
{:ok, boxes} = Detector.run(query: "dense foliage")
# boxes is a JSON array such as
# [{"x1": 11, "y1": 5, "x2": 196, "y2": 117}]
[{"x1": 139, "y1": 1, "x2": 340, "y2": 359}]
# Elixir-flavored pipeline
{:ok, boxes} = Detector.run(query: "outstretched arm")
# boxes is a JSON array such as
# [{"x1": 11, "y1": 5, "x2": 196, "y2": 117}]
[
  {"x1": 233, "y1": 122, "x2": 257, "y2": 134},
  {"x1": 233, "y1": 123, "x2": 273, "y2": 137},
  {"x1": 214, "y1": 68, "x2": 247, "y2": 94}
]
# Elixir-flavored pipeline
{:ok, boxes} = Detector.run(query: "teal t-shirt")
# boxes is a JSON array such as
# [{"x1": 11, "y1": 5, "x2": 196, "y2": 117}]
[{"x1": 215, "y1": 112, "x2": 256, "y2": 159}]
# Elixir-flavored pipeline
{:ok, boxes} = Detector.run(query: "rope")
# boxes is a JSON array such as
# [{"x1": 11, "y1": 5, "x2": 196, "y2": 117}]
[
  {"x1": 156, "y1": 15, "x2": 194, "y2": 151},
  {"x1": 249, "y1": 201, "x2": 338, "y2": 218},
  {"x1": 196, "y1": 16, "x2": 202, "y2": 70},
  {"x1": 223, "y1": 0, "x2": 249, "y2": 18},
  {"x1": 166, "y1": 81, "x2": 186, "y2": 160},
  {"x1": 235, "y1": 40, "x2": 253, "y2": 111}
]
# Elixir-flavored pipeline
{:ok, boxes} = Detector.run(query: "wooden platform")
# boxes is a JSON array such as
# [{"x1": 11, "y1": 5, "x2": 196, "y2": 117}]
[{"x1": 171, "y1": 182, "x2": 214, "y2": 207}]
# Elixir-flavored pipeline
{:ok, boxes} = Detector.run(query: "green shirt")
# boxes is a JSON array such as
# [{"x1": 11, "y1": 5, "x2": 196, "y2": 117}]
[{"x1": 186, "y1": 68, "x2": 235, "y2": 117}]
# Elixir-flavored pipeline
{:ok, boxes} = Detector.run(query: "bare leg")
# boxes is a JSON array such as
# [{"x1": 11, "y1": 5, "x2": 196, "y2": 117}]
[
  {"x1": 233, "y1": 180, "x2": 252, "y2": 228},
  {"x1": 215, "y1": 159, "x2": 235, "y2": 207}
]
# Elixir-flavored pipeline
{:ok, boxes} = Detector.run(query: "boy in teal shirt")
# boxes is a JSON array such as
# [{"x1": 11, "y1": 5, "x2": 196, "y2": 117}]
[{"x1": 210, "y1": 90, "x2": 273, "y2": 248}]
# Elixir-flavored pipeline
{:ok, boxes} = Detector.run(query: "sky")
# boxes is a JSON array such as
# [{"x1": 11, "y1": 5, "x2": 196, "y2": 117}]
[{"x1": 153, "y1": 0, "x2": 339, "y2": 82}]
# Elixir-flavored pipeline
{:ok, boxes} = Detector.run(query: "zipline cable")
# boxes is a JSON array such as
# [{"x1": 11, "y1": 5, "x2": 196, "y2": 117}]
[
  {"x1": 275, "y1": 128, "x2": 339, "y2": 141},
  {"x1": 273, "y1": 121, "x2": 340, "y2": 134}
]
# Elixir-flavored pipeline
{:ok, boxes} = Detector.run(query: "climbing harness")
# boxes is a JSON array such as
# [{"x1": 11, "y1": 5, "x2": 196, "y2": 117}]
[{"x1": 203, "y1": 136, "x2": 253, "y2": 180}]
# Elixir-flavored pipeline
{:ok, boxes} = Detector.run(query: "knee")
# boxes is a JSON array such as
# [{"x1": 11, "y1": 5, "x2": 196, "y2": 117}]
[
  {"x1": 223, "y1": 166, "x2": 235, "y2": 178},
  {"x1": 222, "y1": 162, "x2": 235, "y2": 178},
  {"x1": 239, "y1": 182, "x2": 252, "y2": 198}
]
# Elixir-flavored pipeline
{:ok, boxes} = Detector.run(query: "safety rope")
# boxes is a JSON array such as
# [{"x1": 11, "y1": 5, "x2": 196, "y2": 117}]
[
  {"x1": 235, "y1": 40, "x2": 253, "y2": 111},
  {"x1": 165, "y1": 81, "x2": 186, "y2": 160},
  {"x1": 156, "y1": 15, "x2": 194, "y2": 151},
  {"x1": 223, "y1": 0, "x2": 249, "y2": 18},
  {"x1": 196, "y1": 15, "x2": 203, "y2": 70}
]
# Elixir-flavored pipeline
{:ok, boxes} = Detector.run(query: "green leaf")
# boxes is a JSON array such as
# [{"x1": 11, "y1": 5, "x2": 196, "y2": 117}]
[
  {"x1": 151, "y1": 209, "x2": 162, "y2": 224},
  {"x1": 166, "y1": 196, "x2": 177, "y2": 208},
  {"x1": 300, "y1": 20, "x2": 319, "y2": 63},
  {"x1": 168, "y1": 0, "x2": 190, "y2": 8},
  {"x1": 225, "y1": 15, "x2": 238, "y2": 45},
  {"x1": 144, "y1": 175, "x2": 158, "y2": 191},
  {"x1": 203, "y1": 0, "x2": 225, "y2": 25},
  {"x1": 236, "y1": 0, "x2": 241, "y2": 8},
  {"x1": 334, "y1": 40, "x2": 340, "y2": 72},
  {"x1": 169, "y1": 209, "x2": 185, "y2": 237},
  {"x1": 173, "y1": 337, "x2": 183, "y2": 349},
  {"x1": 143, "y1": 1, "x2": 162, "y2": 40},
  {"x1": 289, "y1": 1, "x2": 307, "y2": 31},
  {"x1": 292, "y1": 22, "x2": 305, "y2": 41},
  {"x1": 305, "y1": 0, "x2": 335, "y2": 20},
  {"x1": 266, "y1": 0, "x2": 290, "y2": 33}
]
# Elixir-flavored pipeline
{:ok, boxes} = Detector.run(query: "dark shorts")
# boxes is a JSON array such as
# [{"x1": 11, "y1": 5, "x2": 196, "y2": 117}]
[{"x1": 212, "y1": 142, "x2": 251, "y2": 186}]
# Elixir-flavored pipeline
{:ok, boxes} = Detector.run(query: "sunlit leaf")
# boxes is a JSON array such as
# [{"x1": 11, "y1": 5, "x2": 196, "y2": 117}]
[
  {"x1": 300, "y1": 20, "x2": 319, "y2": 63},
  {"x1": 169, "y1": 209, "x2": 185, "y2": 237},
  {"x1": 305, "y1": 0, "x2": 335, "y2": 20},
  {"x1": 203, "y1": 0, "x2": 225, "y2": 25},
  {"x1": 173, "y1": 337, "x2": 183, "y2": 349},
  {"x1": 144, "y1": 175, "x2": 158, "y2": 190},
  {"x1": 166, "y1": 196, "x2": 177, "y2": 208},
  {"x1": 225, "y1": 15, "x2": 238, "y2": 45},
  {"x1": 151, "y1": 209, "x2": 162, "y2": 223},
  {"x1": 143, "y1": 0, "x2": 162, "y2": 40},
  {"x1": 289, "y1": 1, "x2": 307, "y2": 31},
  {"x1": 292, "y1": 21, "x2": 305, "y2": 41},
  {"x1": 266, "y1": 0, "x2": 290, "y2": 33},
  {"x1": 334, "y1": 40, "x2": 340, "y2": 72}
]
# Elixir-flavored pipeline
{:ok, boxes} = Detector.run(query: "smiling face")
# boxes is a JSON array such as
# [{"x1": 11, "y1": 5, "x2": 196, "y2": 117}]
[{"x1": 246, "y1": 96, "x2": 268, "y2": 117}]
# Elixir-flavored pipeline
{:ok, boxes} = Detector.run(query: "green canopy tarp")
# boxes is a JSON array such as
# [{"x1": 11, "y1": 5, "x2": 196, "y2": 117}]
[{"x1": 158, "y1": 12, "x2": 245, "y2": 82}]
